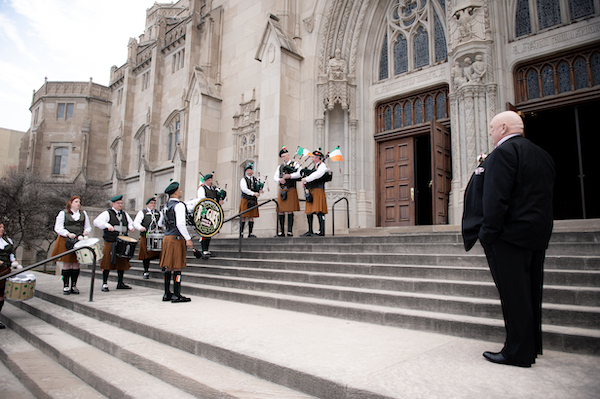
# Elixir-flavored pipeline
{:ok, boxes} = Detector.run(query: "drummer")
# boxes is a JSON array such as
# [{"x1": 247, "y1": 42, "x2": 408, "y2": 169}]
[
  {"x1": 195, "y1": 172, "x2": 224, "y2": 259},
  {"x1": 93, "y1": 195, "x2": 135, "y2": 292},
  {"x1": 51, "y1": 196, "x2": 92, "y2": 295},
  {"x1": 133, "y1": 197, "x2": 161, "y2": 279},
  {"x1": 0, "y1": 222, "x2": 22, "y2": 329},
  {"x1": 158, "y1": 181, "x2": 193, "y2": 303}
]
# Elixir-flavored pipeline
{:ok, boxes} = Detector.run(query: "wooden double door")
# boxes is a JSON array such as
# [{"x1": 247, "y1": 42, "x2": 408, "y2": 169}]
[{"x1": 377, "y1": 121, "x2": 451, "y2": 226}]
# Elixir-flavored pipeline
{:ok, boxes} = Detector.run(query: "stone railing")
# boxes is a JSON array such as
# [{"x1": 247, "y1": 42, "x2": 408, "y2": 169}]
[{"x1": 32, "y1": 81, "x2": 110, "y2": 105}]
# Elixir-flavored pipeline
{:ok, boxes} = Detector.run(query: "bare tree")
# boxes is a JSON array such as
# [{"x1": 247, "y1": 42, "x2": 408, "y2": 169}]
[{"x1": 0, "y1": 167, "x2": 110, "y2": 255}]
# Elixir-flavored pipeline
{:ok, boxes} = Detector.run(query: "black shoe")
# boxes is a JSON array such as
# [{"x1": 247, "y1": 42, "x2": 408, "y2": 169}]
[
  {"x1": 276, "y1": 232, "x2": 284, "y2": 237},
  {"x1": 301, "y1": 231, "x2": 313, "y2": 237},
  {"x1": 143, "y1": 272, "x2": 150, "y2": 279},
  {"x1": 248, "y1": 234, "x2": 257, "y2": 238},
  {"x1": 315, "y1": 231, "x2": 325, "y2": 236},
  {"x1": 70, "y1": 287, "x2": 80, "y2": 294},
  {"x1": 63, "y1": 287, "x2": 71, "y2": 295},
  {"x1": 162, "y1": 293, "x2": 173, "y2": 302},
  {"x1": 287, "y1": 232, "x2": 293, "y2": 237},
  {"x1": 171, "y1": 295, "x2": 192, "y2": 303},
  {"x1": 483, "y1": 351, "x2": 532, "y2": 368},
  {"x1": 101, "y1": 284, "x2": 109, "y2": 292},
  {"x1": 116, "y1": 283, "x2": 132, "y2": 290},
  {"x1": 201, "y1": 251, "x2": 210, "y2": 260},
  {"x1": 0, "y1": 321, "x2": 5, "y2": 329},
  {"x1": 208, "y1": 252, "x2": 215, "y2": 257}
]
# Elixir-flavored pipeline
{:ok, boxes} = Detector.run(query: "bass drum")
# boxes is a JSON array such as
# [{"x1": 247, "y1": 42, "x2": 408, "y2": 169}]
[
  {"x1": 115, "y1": 236, "x2": 138, "y2": 259},
  {"x1": 192, "y1": 198, "x2": 224, "y2": 238}
]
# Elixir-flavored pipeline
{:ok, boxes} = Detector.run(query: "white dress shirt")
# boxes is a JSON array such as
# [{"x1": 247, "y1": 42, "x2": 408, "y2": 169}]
[
  {"x1": 54, "y1": 210, "x2": 92, "y2": 237},
  {"x1": 158, "y1": 199, "x2": 191, "y2": 241},
  {"x1": 0, "y1": 237, "x2": 16, "y2": 263},
  {"x1": 93, "y1": 208, "x2": 134, "y2": 231}
]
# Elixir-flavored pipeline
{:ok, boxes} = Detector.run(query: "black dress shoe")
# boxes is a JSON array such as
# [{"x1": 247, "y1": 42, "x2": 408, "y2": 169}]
[
  {"x1": 276, "y1": 232, "x2": 284, "y2": 237},
  {"x1": 101, "y1": 284, "x2": 109, "y2": 292},
  {"x1": 315, "y1": 231, "x2": 325, "y2": 236},
  {"x1": 162, "y1": 293, "x2": 173, "y2": 302},
  {"x1": 287, "y1": 232, "x2": 293, "y2": 237},
  {"x1": 63, "y1": 287, "x2": 71, "y2": 295},
  {"x1": 301, "y1": 231, "x2": 313, "y2": 237},
  {"x1": 248, "y1": 234, "x2": 257, "y2": 238},
  {"x1": 116, "y1": 283, "x2": 132, "y2": 290},
  {"x1": 70, "y1": 287, "x2": 80, "y2": 294},
  {"x1": 171, "y1": 295, "x2": 191, "y2": 303},
  {"x1": 483, "y1": 351, "x2": 531, "y2": 368}
]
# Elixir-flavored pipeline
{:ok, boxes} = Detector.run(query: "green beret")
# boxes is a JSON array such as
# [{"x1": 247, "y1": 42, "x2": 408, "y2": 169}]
[
  {"x1": 244, "y1": 163, "x2": 254, "y2": 171},
  {"x1": 110, "y1": 195, "x2": 123, "y2": 202},
  {"x1": 279, "y1": 147, "x2": 289, "y2": 157},
  {"x1": 146, "y1": 197, "x2": 156, "y2": 205},
  {"x1": 204, "y1": 173, "x2": 213, "y2": 180},
  {"x1": 164, "y1": 181, "x2": 179, "y2": 195}
]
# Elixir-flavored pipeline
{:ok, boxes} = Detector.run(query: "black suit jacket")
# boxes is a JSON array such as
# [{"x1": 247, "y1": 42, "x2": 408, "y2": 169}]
[{"x1": 462, "y1": 136, "x2": 555, "y2": 251}]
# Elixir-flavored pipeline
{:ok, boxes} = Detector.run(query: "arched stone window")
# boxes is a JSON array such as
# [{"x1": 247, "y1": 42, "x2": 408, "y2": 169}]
[
  {"x1": 166, "y1": 115, "x2": 181, "y2": 161},
  {"x1": 53, "y1": 147, "x2": 68, "y2": 175},
  {"x1": 379, "y1": 0, "x2": 447, "y2": 80}
]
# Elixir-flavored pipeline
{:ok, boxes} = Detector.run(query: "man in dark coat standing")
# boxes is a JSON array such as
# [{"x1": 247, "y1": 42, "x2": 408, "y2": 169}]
[{"x1": 462, "y1": 110, "x2": 555, "y2": 368}]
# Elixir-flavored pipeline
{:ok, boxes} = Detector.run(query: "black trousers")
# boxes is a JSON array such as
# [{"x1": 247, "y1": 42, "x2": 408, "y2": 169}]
[{"x1": 481, "y1": 239, "x2": 545, "y2": 365}]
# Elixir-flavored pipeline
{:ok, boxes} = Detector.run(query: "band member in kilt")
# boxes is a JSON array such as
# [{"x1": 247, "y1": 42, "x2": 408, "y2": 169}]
[
  {"x1": 133, "y1": 197, "x2": 160, "y2": 279},
  {"x1": 239, "y1": 163, "x2": 263, "y2": 238},
  {"x1": 196, "y1": 173, "x2": 223, "y2": 259},
  {"x1": 93, "y1": 195, "x2": 135, "y2": 292},
  {"x1": 274, "y1": 147, "x2": 300, "y2": 237},
  {"x1": 51, "y1": 196, "x2": 92, "y2": 294},
  {"x1": 301, "y1": 150, "x2": 329, "y2": 236},
  {"x1": 0, "y1": 222, "x2": 22, "y2": 329},
  {"x1": 158, "y1": 181, "x2": 193, "y2": 303}
]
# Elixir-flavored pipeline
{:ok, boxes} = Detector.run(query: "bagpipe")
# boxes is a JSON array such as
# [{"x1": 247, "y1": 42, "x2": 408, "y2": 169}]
[{"x1": 255, "y1": 172, "x2": 269, "y2": 193}]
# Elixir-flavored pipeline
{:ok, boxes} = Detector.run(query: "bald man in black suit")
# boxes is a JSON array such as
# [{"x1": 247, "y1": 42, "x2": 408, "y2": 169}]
[{"x1": 462, "y1": 110, "x2": 555, "y2": 368}]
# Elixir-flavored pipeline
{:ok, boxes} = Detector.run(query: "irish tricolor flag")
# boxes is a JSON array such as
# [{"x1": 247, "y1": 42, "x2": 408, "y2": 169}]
[
  {"x1": 296, "y1": 147, "x2": 311, "y2": 157},
  {"x1": 329, "y1": 146, "x2": 343, "y2": 162}
]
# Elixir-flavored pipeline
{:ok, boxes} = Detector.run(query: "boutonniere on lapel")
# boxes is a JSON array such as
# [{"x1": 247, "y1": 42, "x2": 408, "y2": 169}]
[{"x1": 477, "y1": 152, "x2": 488, "y2": 164}]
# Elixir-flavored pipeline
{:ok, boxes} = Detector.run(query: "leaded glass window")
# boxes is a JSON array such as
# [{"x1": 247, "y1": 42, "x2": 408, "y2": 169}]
[
  {"x1": 414, "y1": 26, "x2": 429, "y2": 69},
  {"x1": 558, "y1": 62, "x2": 571, "y2": 93},
  {"x1": 385, "y1": 106, "x2": 393, "y2": 131},
  {"x1": 425, "y1": 96, "x2": 434, "y2": 122},
  {"x1": 527, "y1": 69, "x2": 540, "y2": 99},
  {"x1": 542, "y1": 66, "x2": 555, "y2": 96},
  {"x1": 569, "y1": 0, "x2": 594, "y2": 20},
  {"x1": 436, "y1": 93, "x2": 446, "y2": 118},
  {"x1": 394, "y1": 105, "x2": 403, "y2": 129},
  {"x1": 538, "y1": 0, "x2": 561, "y2": 30},
  {"x1": 434, "y1": 14, "x2": 447, "y2": 62},
  {"x1": 380, "y1": 33, "x2": 389, "y2": 80},
  {"x1": 415, "y1": 98, "x2": 423, "y2": 124},
  {"x1": 592, "y1": 53, "x2": 600, "y2": 86},
  {"x1": 403, "y1": 102, "x2": 412, "y2": 126},
  {"x1": 394, "y1": 34, "x2": 408, "y2": 75},
  {"x1": 574, "y1": 57, "x2": 588, "y2": 89},
  {"x1": 380, "y1": 0, "x2": 447, "y2": 81},
  {"x1": 516, "y1": 0, "x2": 532, "y2": 37}
]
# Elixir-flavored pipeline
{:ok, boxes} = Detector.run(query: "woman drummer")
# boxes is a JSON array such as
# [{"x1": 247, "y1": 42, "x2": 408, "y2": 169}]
[
  {"x1": 0, "y1": 222, "x2": 22, "y2": 329},
  {"x1": 51, "y1": 196, "x2": 92, "y2": 295}
]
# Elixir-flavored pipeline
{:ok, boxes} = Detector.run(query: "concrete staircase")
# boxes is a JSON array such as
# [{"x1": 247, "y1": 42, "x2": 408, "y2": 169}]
[
  {"x1": 117, "y1": 229, "x2": 600, "y2": 355},
  {"x1": 1, "y1": 226, "x2": 599, "y2": 398}
]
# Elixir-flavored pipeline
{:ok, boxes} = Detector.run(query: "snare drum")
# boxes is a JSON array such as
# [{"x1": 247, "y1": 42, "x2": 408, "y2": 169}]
[
  {"x1": 146, "y1": 233, "x2": 164, "y2": 251},
  {"x1": 5, "y1": 272, "x2": 36, "y2": 301},
  {"x1": 115, "y1": 235, "x2": 138, "y2": 259},
  {"x1": 74, "y1": 237, "x2": 103, "y2": 265}
]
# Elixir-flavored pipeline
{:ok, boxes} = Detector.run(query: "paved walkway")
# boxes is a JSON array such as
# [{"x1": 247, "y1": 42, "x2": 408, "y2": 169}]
[{"x1": 3, "y1": 272, "x2": 600, "y2": 398}]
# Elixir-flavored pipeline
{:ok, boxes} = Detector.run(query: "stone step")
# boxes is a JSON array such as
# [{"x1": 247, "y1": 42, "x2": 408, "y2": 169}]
[
  {"x1": 6, "y1": 273, "x2": 600, "y2": 399},
  {"x1": 0, "y1": 327, "x2": 102, "y2": 399},
  {"x1": 0, "y1": 302, "x2": 202, "y2": 399},
  {"x1": 121, "y1": 266, "x2": 600, "y2": 328},
  {"x1": 175, "y1": 256, "x2": 600, "y2": 287},
  {"x1": 207, "y1": 241, "x2": 600, "y2": 257},
  {"x1": 186, "y1": 249, "x2": 600, "y2": 270},
  {"x1": 1, "y1": 296, "x2": 316, "y2": 399}
]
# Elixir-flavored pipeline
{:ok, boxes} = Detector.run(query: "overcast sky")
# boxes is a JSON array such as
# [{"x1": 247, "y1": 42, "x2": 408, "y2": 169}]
[{"x1": 0, "y1": 0, "x2": 153, "y2": 132}]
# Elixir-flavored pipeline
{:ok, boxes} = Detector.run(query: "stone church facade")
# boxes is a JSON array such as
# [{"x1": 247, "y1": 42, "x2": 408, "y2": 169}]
[{"x1": 22, "y1": 0, "x2": 600, "y2": 236}]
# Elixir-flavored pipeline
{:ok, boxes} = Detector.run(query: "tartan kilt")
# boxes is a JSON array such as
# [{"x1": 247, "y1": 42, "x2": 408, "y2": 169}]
[
  {"x1": 51, "y1": 235, "x2": 78, "y2": 263},
  {"x1": 277, "y1": 187, "x2": 300, "y2": 212},
  {"x1": 138, "y1": 235, "x2": 160, "y2": 260},
  {"x1": 239, "y1": 198, "x2": 260, "y2": 218},
  {"x1": 305, "y1": 188, "x2": 328, "y2": 214},
  {"x1": 159, "y1": 235, "x2": 187, "y2": 271},
  {"x1": 100, "y1": 241, "x2": 131, "y2": 271}
]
